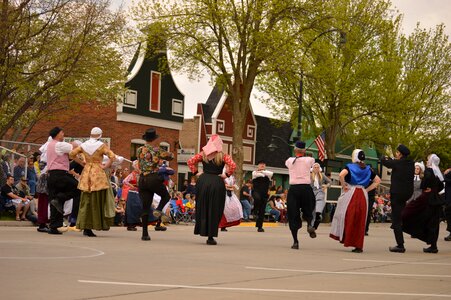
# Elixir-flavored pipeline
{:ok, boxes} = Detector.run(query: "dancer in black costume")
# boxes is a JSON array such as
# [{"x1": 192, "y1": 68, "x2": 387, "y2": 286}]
[{"x1": 187, "y1": 134, "x2": 236, "y2": 245}]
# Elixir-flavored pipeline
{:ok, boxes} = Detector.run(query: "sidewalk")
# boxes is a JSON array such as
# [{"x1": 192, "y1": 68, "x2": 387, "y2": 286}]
[{"x1": 0, "y1": 220, "x2": 34, "y2": 227}]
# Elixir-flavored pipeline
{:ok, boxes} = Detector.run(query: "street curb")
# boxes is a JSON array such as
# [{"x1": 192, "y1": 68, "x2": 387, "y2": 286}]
[{"x1": 0, "y1": 220, "x2": 34, "y2": 227}]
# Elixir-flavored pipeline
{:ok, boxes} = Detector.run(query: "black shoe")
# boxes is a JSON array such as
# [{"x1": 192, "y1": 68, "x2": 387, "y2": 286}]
[
  {"x1": 48, "y1": 228, "x2": 62, "y2": 235},
  {"x1": 423, "y1": 246, "x2": 438, "y2": 253},
  {"x1": 291, "y1": 242, "x2": 299, "y2": 250},
  {"x1": 50, "y1": 199, "x2": 64, "y2": 214},
  {"x1": 444, "y1": 234, "x2": 451, "y2": 241},
  {"x1": 389, "y1": 246, "x2": 406, "y2": 253},
  {"x1": 257, "y1": 227, "x2": 265, "y2": 232},
  {"x1": 365, "y1": 232, "x2": 369, "y2": 236},
  {"x1": 141, "y1": 235, "x2": 151, "y2": 241},
  {"x1": 352, "y1": 248, "x2": 363, "y2": 253},
  {"x1": 307, "y1": 226, "x2": 316, "y2": 238},
  {"x1": 221, "y1": 228, "x2": 228, "y2": 232},
  {"x1": 83, "y1": 229, "x2": 96, "y2": 237},
  {"x1": 37, "y1": 225, "x2": 49, "y2": 233},
  {"x1": 127, "y1": 226, "x2": 137, "y2": 231},
  {"x1": 206, "y1": 238, "x2": 217, "y2": 245},
  {"x1": 155, "y1": 225, "x2": 167, "y2": 231}
]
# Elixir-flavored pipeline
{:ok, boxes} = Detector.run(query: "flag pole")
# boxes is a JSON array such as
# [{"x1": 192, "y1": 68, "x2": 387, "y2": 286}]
[{"x1": 305, "y1": 139, "x2": 316, "y2": 151}]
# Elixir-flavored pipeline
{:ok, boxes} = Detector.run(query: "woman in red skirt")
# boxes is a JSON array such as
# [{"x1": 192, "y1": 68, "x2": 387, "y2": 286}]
[{"x1": 330, "y1": 149, "x2": 381, "y2": 253}]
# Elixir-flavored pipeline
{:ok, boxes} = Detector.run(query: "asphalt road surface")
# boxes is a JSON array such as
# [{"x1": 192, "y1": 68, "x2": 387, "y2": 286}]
[{"x1": 1, "y1": 222, "x2": 450, "y2": 300}]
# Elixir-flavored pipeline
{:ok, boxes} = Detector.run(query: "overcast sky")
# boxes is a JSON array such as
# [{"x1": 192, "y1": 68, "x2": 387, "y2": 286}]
[{"x1": 111, "y1": 0, "x2": 451, "y2": 118}]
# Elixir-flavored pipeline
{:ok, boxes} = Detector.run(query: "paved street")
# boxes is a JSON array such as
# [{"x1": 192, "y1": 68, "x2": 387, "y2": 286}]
[{"x1": 1, "y1": 222, "x2": 451, "y2": 300}]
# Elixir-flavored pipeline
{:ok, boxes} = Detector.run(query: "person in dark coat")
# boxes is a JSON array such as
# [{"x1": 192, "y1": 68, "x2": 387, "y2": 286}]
[
  {"x1": 187, "y1": 134, "x2": 236, "y2": 245},
  {"x1": 442, "y1": 167, "x2": 451, "y2": 241},
  {"x1": 402, "y1": 154, "x2": 444, "y2": 253},
  {"x1": 381, "y1": 144, "x2": 414, "y2": 253},
  {"x1": 252, "y1": 160, "x2": 273, "y2": 233}
]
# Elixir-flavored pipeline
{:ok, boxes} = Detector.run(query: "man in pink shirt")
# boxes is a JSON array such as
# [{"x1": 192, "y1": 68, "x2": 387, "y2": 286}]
[
  {"x1": 285, "y1": 141, "x2": 316, "y2": 250},
  {"x1": 46, "y1": 127, "x2": 81, "y2": 235}
]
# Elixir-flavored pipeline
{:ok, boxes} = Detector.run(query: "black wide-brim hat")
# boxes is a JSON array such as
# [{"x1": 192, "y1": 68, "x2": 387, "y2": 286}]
[
  {"x1": 142, "y1": 128, "x2": 159, "y2": 141},
  {"x1": 397, "y1": 144, "x2": 410, "y2": 157}
]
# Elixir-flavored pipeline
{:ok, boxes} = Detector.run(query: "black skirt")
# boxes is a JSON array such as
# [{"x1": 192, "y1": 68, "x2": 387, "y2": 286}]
[
  {"x1": 402, "y1": 191, "x2": 440, "y2": 245},
  {"x1": 194, "y1": 173, "x2": 226, "y2": 237}
]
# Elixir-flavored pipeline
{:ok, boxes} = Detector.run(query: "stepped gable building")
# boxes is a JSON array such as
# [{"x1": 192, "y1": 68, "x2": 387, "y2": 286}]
[
  {"x1": 24, "y1": 42, "x2": 185, "y2": 184},
  {"x1": 178, "y1": 83, "x2": 258, "y2": 184},
  {"x1": 178, "y1": 84, "x2": 293, "y2": 187}
]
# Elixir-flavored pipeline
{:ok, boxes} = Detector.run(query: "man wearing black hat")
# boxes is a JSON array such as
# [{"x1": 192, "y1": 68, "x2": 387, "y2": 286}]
[
  {"x1": 381, "y1": 144, "x2": 414, "y2": 253},
  {"x1": 252, "y1": 160, "x2": 273, "y2": 232},
  {"x1": 46, "y1": 127, "x2": 82, "y2": 234},
  {"x1": 285, "y1": 141, "x2": 317, "y2": 249},
  {"x1": 136, "y1": 128, "x2": 173, "y2": 241}
]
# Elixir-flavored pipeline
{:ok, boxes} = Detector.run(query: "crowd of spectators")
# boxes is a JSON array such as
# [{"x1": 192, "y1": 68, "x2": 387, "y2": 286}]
[{"x1": 1, "y1": 151, "x2": 40, "y2": 222}]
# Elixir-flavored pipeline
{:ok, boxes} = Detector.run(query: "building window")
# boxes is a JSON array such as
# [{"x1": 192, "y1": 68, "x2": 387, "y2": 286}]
[
  {"x1": 124, "y1": 90, "x2": 137, "y2": 108},
  {"x1": 247, "y1": 125, "x2": 255, "y2": 139},
  {"x1": 243, "y1": 146, "x2": 252, "y2": 162},
  {"x1": 159, "y1": 142, "x2": 170, "y2": 166},
  {"x1": 221, "y1": 142, "x2": 229, "y2": 154},
  {"x1": 172, "y1": 99, "x2": 183, "y2": 116},
  {"x1": 217, "y1": 120, "x2": 225, "y2": 133},
  {"x1": 150, "y1": 71, "x2": 161, "y2": 112}
]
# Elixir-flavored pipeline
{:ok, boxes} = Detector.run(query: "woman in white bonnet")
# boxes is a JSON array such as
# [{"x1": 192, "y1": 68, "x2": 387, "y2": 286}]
[
  {"x1": 407, "y1": 162, "x2": 425, "y2": 203},
  {"x1": 69, "y1": 127, "x2": 116, "y2": 237},
  {"x1": 310, "y1": 163, "x2": 331, "y2": 230},
  {"x1": 330, "y1": 149, "x2": 380, "y2": 253},
  {"x1": 402, "y1": 154, "x2": 444, "y2": 253}
]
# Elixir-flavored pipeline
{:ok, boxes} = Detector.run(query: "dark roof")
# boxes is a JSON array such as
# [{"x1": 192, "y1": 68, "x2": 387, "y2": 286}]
[
  {"x1": 255, "y1": 115, "x2": 293, "y2": 168},
  {"x1": 203, "y1": 84, "x2": 224, "y2": 123},
  {"x1": 127, "y1": 44, "x2": 141, "y2": 74}
]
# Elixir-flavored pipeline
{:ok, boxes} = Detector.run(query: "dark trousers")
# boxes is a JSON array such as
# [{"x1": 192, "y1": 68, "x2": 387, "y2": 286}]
[
  {"x1": 390, "y1": 192, "x2": 411, "y2": 246},
  {"x1": 138, "y1": 173, "x2": 170, "y2": 236},
  {"x1": 365, "y1": 194, "x2": 375, "y2": 233},
  {"x1": 47, "y1": 170, "x2": 79, "y2": 229},
  {"x1": 252, "y1": 190, "x2": 268, "y2": 229},
  {"x1": 445, "y1": 203, "x2": 451, "y2": 233},
  {"x1": 287, "y1": 184, "x2": 314, "y2": 232}
]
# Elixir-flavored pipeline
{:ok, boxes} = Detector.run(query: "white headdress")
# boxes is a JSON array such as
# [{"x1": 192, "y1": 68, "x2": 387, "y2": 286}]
[
  {"x1": 414, "y1": 161, "x2": 425, "y2": 173},
  {"x1": 427, "y1": 154, "x2": 443, "y2": 181},
  {"x1": 351, "y1": 149, "x2": 365, "y2": 163}
]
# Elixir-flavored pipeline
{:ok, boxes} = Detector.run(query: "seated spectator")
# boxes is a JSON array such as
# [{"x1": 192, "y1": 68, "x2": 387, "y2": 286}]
[
  {"x1": 274, "y1": 195, "x2": 287, "y2": 222},
  {"x1": 114, "y1": 198, "x2": 125, "y2": 226},
  {"x1": 16, "y1": 177, "x2": 34, "y2": 201},
  {"x1": 175, "y1": 191, "x2": 185, "y2": 213},
  {"x1": 184, "y1": 193, "x2": 191, "y2": 205},
  {"x1": 266, "y1": 195, "x2": 280, "y2": 222},
  {"x1": 185, "y1": 194, "x2": 195, "y2": 213},
  {"x1": 1, "y1": 175, "x2": 30, "y2": 221}
]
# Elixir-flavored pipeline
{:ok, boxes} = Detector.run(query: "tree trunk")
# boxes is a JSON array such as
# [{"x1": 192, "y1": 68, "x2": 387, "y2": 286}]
[{"x1": 325, "y1": 126, "x2": 337, "y2": 159}]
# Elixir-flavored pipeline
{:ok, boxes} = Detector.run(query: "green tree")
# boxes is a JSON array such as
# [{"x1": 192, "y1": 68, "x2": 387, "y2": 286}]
[
  {"x1": 133, "y1": 0, "x2": 329, "y2": 185},
  {"x1": 0, "y1": 0, "x2": 127, "y2": 139},
  {"x1": 369, "y1": 24, "x2": 451, "y2": 167},
  {"x1": 260, "y1": 0, "x2": 402, "y2": 159},
  {"x1": 260, "y1": 0, "x2": 450, "y2": 168}
]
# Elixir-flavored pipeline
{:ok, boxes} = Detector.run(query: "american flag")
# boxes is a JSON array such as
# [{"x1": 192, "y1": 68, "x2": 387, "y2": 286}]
[{"x1": 314, "y1": 131, "x2": 326, "y2": 161}]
